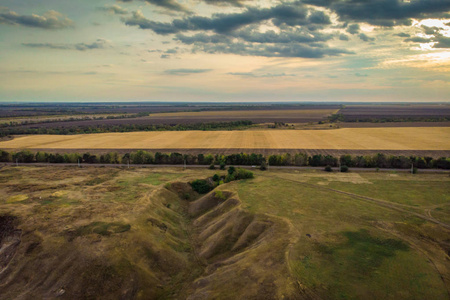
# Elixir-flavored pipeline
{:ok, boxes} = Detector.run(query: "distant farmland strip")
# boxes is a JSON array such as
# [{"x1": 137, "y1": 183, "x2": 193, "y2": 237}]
[{"x1": 1, "y1": 127, "x2": 449, "y2": 151}]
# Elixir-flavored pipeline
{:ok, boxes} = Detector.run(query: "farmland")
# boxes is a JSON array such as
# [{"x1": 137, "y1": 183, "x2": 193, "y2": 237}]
[
  {"x1": 1, "y1": 127, "x2": 449, "y2": 151},
  {"x1": 0, "y1": 166, "x2": 448, "y2": 299}
]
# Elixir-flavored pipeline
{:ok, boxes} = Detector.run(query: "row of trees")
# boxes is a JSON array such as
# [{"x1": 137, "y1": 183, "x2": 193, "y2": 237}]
[
  {"x1": 0, "y1": 121, "x2": 253, "y2": 136},
  {"x1": 1, "y1": 150, "x2": 449, "y2": 169}
]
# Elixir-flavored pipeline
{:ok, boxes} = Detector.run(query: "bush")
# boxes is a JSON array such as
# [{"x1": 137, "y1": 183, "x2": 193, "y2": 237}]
[
  {"x1": 260, "y1": 161, "x2": 267, "y2": 171},
  {"x1": 209, "y1": 163, "x2": 215, "y2": 170},
  {"x1": 212, "y1": 174, "x2": 220, "y2": 181},
  {"x1": 190, "y1": 179, "x2": 212, "y2": 194},
  {"x1": 228, "y1": 166, "x2": 236, "y2": 175},
  {"x1": 324, "y1": 165, "x2": 332, "y2": 172},
  {"x1": 235, "y1": 168, "x2": 254, "y2": 179},
  {"x1": 340, "y1": 165, "x2": 349, "y2": 172},
  {"x1": 219, "y1": 162, "x2": 226, "y2": 170}
]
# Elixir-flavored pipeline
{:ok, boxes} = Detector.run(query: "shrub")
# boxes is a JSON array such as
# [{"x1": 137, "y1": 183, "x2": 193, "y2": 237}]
[
  {"x1": 190, "y1": 179, "x2": 212, "y2": 194},
  {"x1": 228, "y1": 166, "x2": 236, "y2": 175},
  {"x1": 219, "y1": 162, "x2": 226, "y2": 170},
  {"x1": 214, "y1": 190, "x2": 226, "y2": 200},
  {"x1": 324, "y1": 165, "x2": 332, "y2": 172},
  {"x1": 340, "y1": 165, "x2": 349, "y2": 172},
  {"x1": 209, "y1": 163, "x2": 215, "y2": 170},
  {"x1": 235, "y1": 168, "x2": 254, "y2": 179},
  {"x1": 260, "y1": 161, "x2": 267, "y2": 171},
  {"x1": 212, "y1": 174, "x2": 220, "y2": 181}
]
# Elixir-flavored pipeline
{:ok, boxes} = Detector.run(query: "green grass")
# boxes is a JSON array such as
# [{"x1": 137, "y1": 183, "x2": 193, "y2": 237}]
[
  {"x1": 236, "y1": 172, "x2": 449, "y2": 300},
  {"x1": 325, "y1": 179, "x2": 450, "y2": 207},
  {"x1": 75, "y1": 221, "x2": 131, "y2": 236}
]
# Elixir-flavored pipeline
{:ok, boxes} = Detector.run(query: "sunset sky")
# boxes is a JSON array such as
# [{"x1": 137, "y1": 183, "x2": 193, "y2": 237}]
[{"x1": 1, "y1": 0, "x2": 449, "y2": 102}]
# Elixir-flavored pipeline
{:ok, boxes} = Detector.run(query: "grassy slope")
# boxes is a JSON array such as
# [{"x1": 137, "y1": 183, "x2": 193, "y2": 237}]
[
  {"x1": 0, "y1": 166, "x2": 449, "y2": 299},
  {"x1": 236, "y1": 170, "x2": 450, "y2": 299}
]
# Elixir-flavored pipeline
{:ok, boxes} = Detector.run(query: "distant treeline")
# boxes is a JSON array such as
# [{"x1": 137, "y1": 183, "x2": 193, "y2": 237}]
[
  {"x1": 0, "y1": 112, "x2": 148, "y2": 128},
  {"x1": 2, "y1": 150, "x2": 449, "y2": 169},
  {"x1": 328, "y1": 113, "x2": 450, "y2": 123},
  {"x1": 0, "y1": 120, "x2": 253, "y2": 136}
]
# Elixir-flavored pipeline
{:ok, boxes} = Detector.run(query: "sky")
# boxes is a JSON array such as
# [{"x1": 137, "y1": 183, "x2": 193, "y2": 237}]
[{"x1": 0, "y1": 0, "x2": 449, "y2": 102}]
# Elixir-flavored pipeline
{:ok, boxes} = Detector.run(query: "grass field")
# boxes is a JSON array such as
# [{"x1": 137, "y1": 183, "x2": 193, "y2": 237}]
[
  {"x1": 1, "y1": 127, "x2": 449, "y2": 150},
  {"x1": 0, "y1": 166, "x2": 449, "y2": 299}
]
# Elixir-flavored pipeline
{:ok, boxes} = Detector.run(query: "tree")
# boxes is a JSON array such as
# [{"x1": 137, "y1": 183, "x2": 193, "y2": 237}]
[{"x1": 228, "y1": 166, "x2": 236, "y2": 175}]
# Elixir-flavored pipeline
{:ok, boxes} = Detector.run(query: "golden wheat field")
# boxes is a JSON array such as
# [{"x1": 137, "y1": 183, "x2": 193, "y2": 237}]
[{"x1": 1, "y1": 127, "x2": 449, "y2": 150}]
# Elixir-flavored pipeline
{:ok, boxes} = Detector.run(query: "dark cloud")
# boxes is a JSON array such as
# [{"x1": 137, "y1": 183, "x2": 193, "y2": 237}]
[
  {"x1": 421, "y1": 25, "x2": 440, "y2": 35},
  {"x1": 203, "y1": 0, "x2": 248, "y2": 7},
  {"x1": 339, "y1": 33, "x2": 349, "y2": 41},
  {"x1": 404, "y1": 36, "x2": 432, "y2": 43},
  {"x1": 164, "y1": 68, "x2": 212, "y2": 75},
  {"x1": 394, "y1": 32, "x2": 410, "y2": 38},
  {"x1": 193, "y1": 42, "x2": 353, "y2": 58},
  {"x1": 175, "y1": 33, "x2": 231, "y2": 44},
  {"x1": 308, "y1": 10, "x2": 331, "y2": 24},
  {"x1": 433, "y1": 35, "x2": 450, "y2": 48},
  {"x1": 145, "y1": 0, "x2": 189, "y2": 13},
  {"x1": 303, "y1": 0, "x2": 450, "y2": 27},
  {"x1": 22, "y1": 39, "x2": 110, "y2": 51},
  {"x1": 0, "y1": 7, "x2": 73, "y2": 29},
  {"x1": 233, "y1": 27, "x2": 333, "y2": 44},
  {"x1": 160, "y1": 54, "x2": 170, "y2": 58},
  {"x1": 403, "y1": 34, "x2": 450, "y2": 48},
  {"x1": 164, "y1": 48, "x2": 178, "y2": 53},
  {"x1": 97, "y1": 5, "x2": 128, "y2": 15},
  {"x1": 124, "y1": 3, "x2": 312, "y2": 34},
  {"x1": 358, "y1": 33, "x2": 374, "y2": 42},
  {"x1": 346, "y1": 24, "x2": 360, "y2": 35}
]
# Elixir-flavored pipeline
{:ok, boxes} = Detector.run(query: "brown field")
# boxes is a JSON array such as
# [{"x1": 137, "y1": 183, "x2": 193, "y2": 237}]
[
  {"x1": 149, "y1": 109, "x2": 339, "y2": 118},
  {"x1": 340, "y1": 104, "x2": 450, "y2": 120},
  {"x1": 1, "y1": 127, "x2": 449, "y2": 151}
]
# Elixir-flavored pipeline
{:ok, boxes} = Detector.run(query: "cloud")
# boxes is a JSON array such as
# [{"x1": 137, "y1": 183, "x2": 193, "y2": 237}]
[
  {"x1": 404, "y1": 36, "x2": 432, "y2": 43},
  {"x1": 339, "y1": 33, "x2": 349, "y2": 41},
  {"x1": 193, "y1": 42, "x2": 353, "y2": 58},
  {"x1": 308, "y1": 10, "x2": 331, "y2": 25},
  {"x1": 203, "y1": 0, "x2": 248, "y2": 7},
  {"x1": 164, "y1": 68, "x2": 212, "y2": 75},
  {"x1": 97, "y1": 5, "x2": 128, "y2": 15},
  {"x1": 346, "y1": 24, "x2": 360, "y2": 34},
  {"x1": 21, "y1": 43, "x2": 71, "y2": 50},
  {"x1": 175, "y1": 33, "x2": 231, "y2": 44},
  {"x1": 394, "y1": 32, "x2": 410, "y2": 38},
  {"x1": 304, "y1": 0, "x2": 450, "y2": 27},
  {"x1": 359, "y1": 33, "x2": 374, "y2": 42},
  {"x1": 227, "y1": 72, "x2": 296, "y2": 77},
  {"x1": 433, "y1": 35, "x2": 450, "y2": 48},
  {"x1": 355, "y1": 73, "x2": 368, "y2": 77},
  {"x1": 22, "y1": 39, "x2": 111, "y2": 51},
  {"x1": 0, "y1": 8, "x2": 73, "y2": 29},
  {"x1": 124, "y1": 3, "x2": 312, "y2": 35}
]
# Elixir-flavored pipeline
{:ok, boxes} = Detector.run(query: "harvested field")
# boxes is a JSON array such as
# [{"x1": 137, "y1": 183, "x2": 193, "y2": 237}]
[
  {"x1": 339, "y1": 122, "x2": 450, "y2": 128},
  {"x1": 1, "y1": 127, "x2": 449, "y2": 151},
  {"x1": 340, "y1": 105, "x2": 450, "y2": 121},
  {"x1": 12, "y1": 108, "x2": 338, "y2": 130}
]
